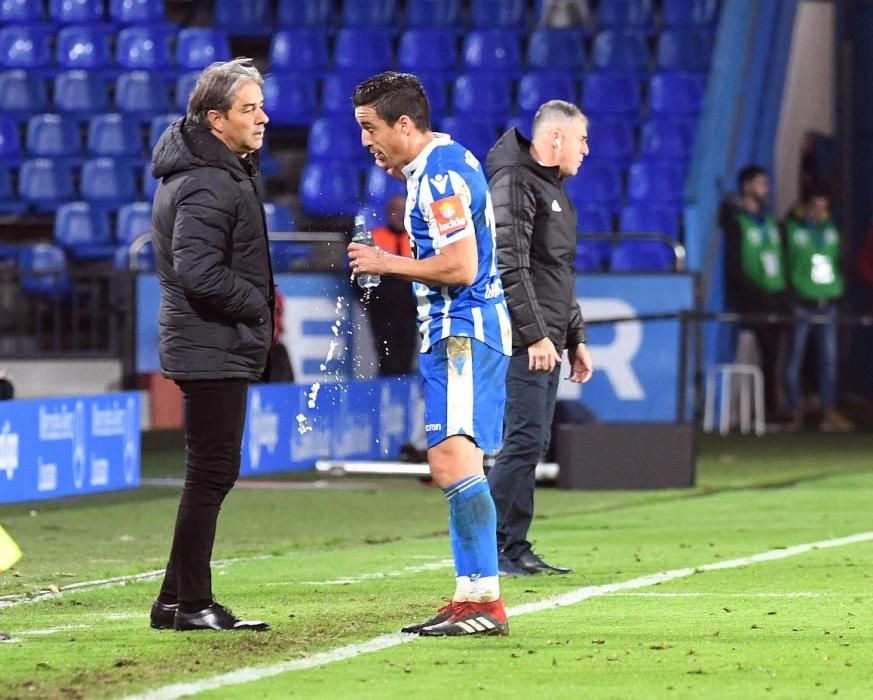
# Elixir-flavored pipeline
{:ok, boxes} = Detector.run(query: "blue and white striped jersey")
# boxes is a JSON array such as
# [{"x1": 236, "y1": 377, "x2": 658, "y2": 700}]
[{"x1": 400, "y1": 134, "x2": 513, "y2": 356}]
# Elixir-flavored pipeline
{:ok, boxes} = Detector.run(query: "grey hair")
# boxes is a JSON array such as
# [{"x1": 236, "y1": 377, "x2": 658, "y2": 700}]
[
  {"x1": 531, "y1": 100, "x2": 587, "y2": 139},
  {"x1": 186, "y1": 57, "x2": 264, "y2": 125}
]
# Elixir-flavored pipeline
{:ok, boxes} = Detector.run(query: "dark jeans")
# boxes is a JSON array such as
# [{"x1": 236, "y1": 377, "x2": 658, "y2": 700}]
[
  {"x1": 487, "y1": 350, "x2": 560, "y2": 560},
  {"x1": 364, "y1": 278, "x2": 417, "y2": 376},
  {"x1": 159, "y1": 378, "x2": 249, "y2": 604},
  {"x1": 746, "y1": 324, "x2": 789, "y2": 416},
  {"x1": 786, "y1": 303, "x2": 838, "y2": 412}
]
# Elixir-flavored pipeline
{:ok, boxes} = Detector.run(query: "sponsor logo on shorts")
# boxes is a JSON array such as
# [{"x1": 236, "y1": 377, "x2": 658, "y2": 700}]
[{"x1": 424, "y1": 423, "x2": 442, "y2": 432}]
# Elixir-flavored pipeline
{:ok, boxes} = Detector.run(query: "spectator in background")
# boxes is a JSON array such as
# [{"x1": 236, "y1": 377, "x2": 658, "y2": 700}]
[
  {"x1": 783, "y1": 188, "x2": 854, "y2": 432},
  {"x1": 486, "y1": 101, "x2": 593, "y2": 577},
  {"x1": 360, "y1": 195, "x2": 418, "y2": 376},
  {"x1": 720, "y1": 164, "x2": 790, "y2": 422},
  {"x1": 149, "y1": 58, "x2": 273, "y2": 633}
]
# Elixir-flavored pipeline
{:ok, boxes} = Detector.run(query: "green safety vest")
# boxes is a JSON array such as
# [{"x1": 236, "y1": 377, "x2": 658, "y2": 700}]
[
  {"x1": 736, "y1": 211, "x2": 786, "y2": 292},
  {"x1": 784, "y1": 216, "x2": 844, "y2": 301}
]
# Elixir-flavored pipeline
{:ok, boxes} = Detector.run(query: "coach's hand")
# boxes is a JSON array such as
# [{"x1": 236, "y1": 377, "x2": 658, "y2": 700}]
[
  {"x1": 567, "y1": 342, "x2": 593, "y2": 383},
  {"x1": 528, "y1": 337, "x2": 561, "y2": 373}
]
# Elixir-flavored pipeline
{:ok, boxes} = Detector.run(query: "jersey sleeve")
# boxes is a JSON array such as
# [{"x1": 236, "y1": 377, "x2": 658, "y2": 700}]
[{"x1": 420, "y1": 168, "x2": 476, "y2": 251}]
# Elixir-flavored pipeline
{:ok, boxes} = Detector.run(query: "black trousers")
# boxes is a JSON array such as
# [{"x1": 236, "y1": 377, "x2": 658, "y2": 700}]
[
  {"x1": 363, "y1": 278, "x2": 417, "y2": 376},
  {"x1": 159, "y1": 378, "x2": 248, "y2": 604},
  {"x1": 487, "y1": 350, "x2": 560, "y2": 560}
]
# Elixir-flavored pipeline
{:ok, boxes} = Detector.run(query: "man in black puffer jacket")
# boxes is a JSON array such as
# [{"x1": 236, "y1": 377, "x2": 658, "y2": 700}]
[
  {"x1": 486, "y1": 101, "x2": 593, "y2": 576},
  {"x1": 148, "y1": 58, "x2": 273, "y2": 633}
]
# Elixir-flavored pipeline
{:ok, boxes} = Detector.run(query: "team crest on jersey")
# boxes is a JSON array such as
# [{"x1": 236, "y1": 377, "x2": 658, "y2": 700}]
[
  {"x1": 431, "y1": 194, "x2": 467, "y2": 235},
  {"x1": 429, "y1": 173, "x2": 449, "y2": 194}
]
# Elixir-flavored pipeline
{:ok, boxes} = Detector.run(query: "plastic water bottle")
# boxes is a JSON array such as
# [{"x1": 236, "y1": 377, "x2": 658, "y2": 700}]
[{"x1": 351, "y1": 214, "x2": 381, "y2": 289}]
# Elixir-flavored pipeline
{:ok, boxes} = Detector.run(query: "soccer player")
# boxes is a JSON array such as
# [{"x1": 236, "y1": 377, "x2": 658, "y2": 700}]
[{"x1": 348, "y1": 72, "x2": 512, "y2": 636}]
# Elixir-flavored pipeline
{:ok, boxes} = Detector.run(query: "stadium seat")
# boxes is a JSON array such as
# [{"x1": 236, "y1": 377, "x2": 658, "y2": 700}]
[
  {"x1": 17, "y1": 244, "x2": 72, "y2": 300},
  {"x1": 0, "y1": 164, "x2": 27, "y2": 214},
  {"x1": 334, "y1": 29, "x2": 394, "y2": 73},
  {"x1": 0, "y1": 0, "x2": 46, "y2": 24},
  {"x1": 656, "y1": 29, "x2": 714, "y2": 72},
  {"x1": 590, "y1": 119, "x2": 635, "y2": 167},
  {"x1": 54, "y1": 201, "x2": 115, "y2": 260},
  {"x1": 87, "y1": 113, "x2": 141, "y2": 159},
  {"x1": 364, "y1": 166, "x2": 406, "y2": 212},
  {"x1": 419, "y1": 73, "x2": 448, "y2": 122},
  {"x1": 575, "y1": 241, "x2": 603, "y2": 272},
  {"x1": 627, "y1": 160, "x2": 686, "y2": 205},
  {"x1": 597, "y1": 0, "x2": 653, "y2": 28},
  {"x1": 462, "y1": 29, "x2": 522, "y2": 74},
  {"x1": 147, "y1": 113, "x2": 180, "y2": 150},
  {"x1": 663, "y1": 0, "x2": 717, "y2": 27},
  {"x1": 263, "y1": 202, "x2": 296, "y2": 233},
  {"x1": 591, "y1": 30, "x2": 650, "y2": 74},
  {"x1": 0, "y1": 70, "x2": 48, "y2": 120},
  {"x1": 176, "y1": 28, "x2": 231, "y2": 71},
  {"x1": 610, "y1": 240, "x2": 675, "y2": 272},
  {"x1": 54, "y1": 69, "x2": 109, "y2": 121},
  {"x1": 504, "y1": 114, "x2": 530, "y2": 137},
  {"x1": 116, "y1": 27, "x2": 173, "y2": 71},
  {"x1": 115, "y1": 71, "x2": 172, "y2": 122},
  {"x1": 269, "y1": 29, "x2": 329, "y2": 73},
  {"x1": 214, "y1": 0, "x2": 272, "y2": 36},
  {"x1": 109, "y1": 0, "x2": 165, "y2": 25},
  {"x1": 174, "y1": 71, "x2": 198, "y2": 113},
  {"x1": 114, "y1": 240, "x2": 154, "y2": 271},
  {"x1": 263, "y1": 73, "x2": 317, "y2": 127},
  {"x1": 564, "y1": 160, "x2": 622, "y2": 209},
  {"x1": 517, "y1": 72, "x2": 577, "y2": 116},
  {"x1": 470, "y1": 0, "x2": 526, "y2": 29},
  {"x1": 526, "y1": 29, "x2": 587, "y2": 74},
  {"x1": 307, "y1": 116, "x2": 366, "y2": 164},
  {"x1": 452, "y1": 73, "x2": 512, "y2": 121},
  {"x1": 440, "y1": 116, "x2": 497, "y2": 164},
  {"x1": 582, "y1": 71, "x2": 641, "y2": 117},
  {"x1": 576, "y1": 204, "x2": 613, "y2": 234},
  {"x1": 398, "y1": 29, "x2": 458, "y2": 77},
  {"x1": 0, "y1": 115, "x2": 20, "y2": 163},
  {"x1": 406, "y1": 0, "x2": 461, "y2": 28},
  {"x1": 19, "y1": 158, "x2": 75, "y2": 212},
  {"x1": 342, "y1": 0, "x2": 397, "y2": 27},
  {"x1": 299, "y1": 161, "x2": 362, "y2": 217},
  {"x1": 49, "y1": 0, "x2": 105, "y2": 25},
  {"x1": 619, "y1": 202, "x2": 680, "y2": 238},
  {"x1": 0, "y1": 26, "x2": 51, "y2": 69},
  {"x1": 116, "y1": 201, "x2": 152, "y2": 245},
  {"x1": 639, "y1": 117, "x2": 694, "y2": 162},
  {"x1": 258, "y1": 137, "x2": 280, "y2": 178},
  {"x1": 56, "y1": 25, "x2": 112, "y2": 70},
  {"x1": 25, "y1": 113, "x2": 82, "y2": 162},
  {"x1": 80, "y1": 157, "x2": 137, "y2": 209},
  {"x1": 648, "y1": 71, "x2": 706, "y2": 115},
  {"x1": 321, "y1": 72, "x2": 365, "y2": 114},
  {"x1": 142, "y1": 162, "x2": 159, "y2": 198},
  {"x1": 275, "y1": 0, "x2": 333, "y2": 28}
]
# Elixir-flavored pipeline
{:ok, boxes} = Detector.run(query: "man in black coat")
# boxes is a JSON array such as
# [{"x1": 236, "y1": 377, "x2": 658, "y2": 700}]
[
  {"x1": 486, "y1": 101, "x2": 593, "y2": 576},
  {"x1": 148, "y1": 58, "x2": 273, "y2": 632}
]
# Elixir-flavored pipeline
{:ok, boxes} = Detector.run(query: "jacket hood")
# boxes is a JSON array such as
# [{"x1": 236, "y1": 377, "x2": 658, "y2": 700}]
[
  {"x1": 486, "y1": 128, "x2": 561, "y2": 183},
  {"x1": 151, "y1": 118, "x2": 258, "y2": 181}
]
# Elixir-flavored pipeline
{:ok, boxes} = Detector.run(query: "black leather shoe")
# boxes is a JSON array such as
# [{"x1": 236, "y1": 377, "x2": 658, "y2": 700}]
[
  {"x1": 498, "y1": 555, "x2": 532, "y2": 577},
  {"x1": 515, "y1": 550, "x2": 573, "y2": 575},
  {"x1": 174, "y1": 602, "x2": 270, "y2": 632},
  {"x1": 150, "y1": 600, "x2": 178, "y2": 630}
]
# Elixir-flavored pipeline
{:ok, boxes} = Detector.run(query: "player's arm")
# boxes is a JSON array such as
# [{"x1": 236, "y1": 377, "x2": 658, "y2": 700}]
[{"x1": 352, "y1": 234, "x2": 477, "y2": 286}]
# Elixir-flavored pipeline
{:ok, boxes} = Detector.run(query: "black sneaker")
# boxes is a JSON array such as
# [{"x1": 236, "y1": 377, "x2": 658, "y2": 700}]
[
  {"x1": 174, "y1": 602, "x2": 270, "y2": 632},
  {"x1": 498, "y1": 554, "x2": 532, "y2": 577},
  {"x1": 515, "y1": 549, "x2": 572, "y2": 575},
  {"x1": 401, "y1": 599, "x2": 456, "y2": 634},
  {"x1": 149, "y1": 600, "x2": 178, "y2": 630}
]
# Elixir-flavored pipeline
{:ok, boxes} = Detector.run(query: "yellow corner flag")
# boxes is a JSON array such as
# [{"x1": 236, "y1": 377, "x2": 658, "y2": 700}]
[{"x1": 0, "y1": 524, "x2": 22, "y2": 572}]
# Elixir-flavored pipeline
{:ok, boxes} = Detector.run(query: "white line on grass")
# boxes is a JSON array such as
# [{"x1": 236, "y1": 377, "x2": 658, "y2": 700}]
[
  {"x1": 123, "y1": 529, "x2": 873, "y2": 700},
  {"x1": 612, "y1": 591, "x2": 837, "y2": 598}
]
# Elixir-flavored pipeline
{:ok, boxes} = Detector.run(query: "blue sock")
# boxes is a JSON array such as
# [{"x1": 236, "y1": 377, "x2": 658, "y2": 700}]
[{"x1": 444, "y1": 475, "x2": 499, "y2": 581}]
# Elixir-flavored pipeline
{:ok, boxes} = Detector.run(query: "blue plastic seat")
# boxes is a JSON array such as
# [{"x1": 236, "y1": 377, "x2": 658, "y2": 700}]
[
  {"x1": 0, "y1": 26, "x2": 51, "y2": 70},
  {"x1": 19, "y1": 158, "x2": 75, "y2": 212},
  {"x1": 590, "y1": 118, "x2": 635, "y2": 167},
  {"x1": 462, "y1": 29, "x2": 522, "y2": 74},
  {"x1": 214, "y1": 0, "x2": 272, "y2": 36},
  {"x1": 25, "y1": 113, "x2": 82, "y2": 162},
  {"x1": 610, "y1": 240, "x2": 675, "y2": 272},
  {"x1": 115, "y1": 71, "x2": 172, "y2": 121},
  {"x1": 656, "y1": 29, "x2": 714, "y2": 72},
  {"x1": 0, "y1": 164, "x2": 26, "y2": 214},
  {"x1": 18, "y1": 244, "x2": 71, "y2": 300},
  {"x1": 56, "y1": 25, "x2": 112, "y2": 70},
  {"x1": 54, "y1": 201, "x2": 115, "y2": 260},
  {"x1": 419, "y1": 73, "x2": 448, "y2": 123},
  {"x1": 142, "y1": 162, "x2": 158, "y2": 198},
  {"x1": 258, "y1": 136, "x2": 280, "y2": 178},
  {"x1": 269, "y1": 29, "x2": 329, "y2": 73},
  {"x1": 364, "y1": 166, "x2": 406, "y2": 212},
  {"x1": 263, "y1": 72, "x2": 317, "y2": 127},
  {"x1": 517, "y1": 72, "x2": 577, "y2": 119},
  {"x1": 0, "y1": 115, "x2": 20, "y2": 163},
  {"x1": 398, "y1": 29, "x2": 457, "y2": 77},
  {"x1": 116, "y1": 27, "x2": 173, "y2": 71},
  {"x1": 575, "y1": 241, "x2": 603, "y2": 272},
  {"x1": 470, "y1": 0, "x2": 526, "y2": 28},
  {"x1": 648, "y1": 71, "x2": 705, "y2": 115},
  {"x1": 80, "y1": 157, "x2": 137, "y2": 209},
  {"x1": 452, "y1": 73, "x2": 512, "y2": 121},
  {"x1": 576, "y1": 204, "x2": 613, "y2": 234},
  {"x1": 564, "y1": 160, "x2": 622, "y2": 209},
  {"x1": 116, "y1": 201, "x2": 152, "y2": 245},
  {"x1": 334, "y1": 29, "x2": 393, "y2": 73},
  {"x1": 440, "y1": 116, "x2": 497, "y2": 164},
  {"x1": 49, "y1": 0, "x2": 105, "y2": 24},
  {"x1": 627, "y1": 159, "x2": 685, "y2": 205},
  {"x1": 591, "y1": 30, "x2": 649, "y2": 74},
  {"x1": 321, "y1": 72, "x2": 365, "y2": 114},
  {"x1": 0, "y1": 0, "x2": 46, "y2": 23},
  {"x1": 597, "y1": 0, "x2": 653, "y2": 28},
  {"x1": 307, "y1": 116, "x2": 365, "y2": 163},
  {"x1": 619, "y1": 202, "x2": 680, "y2": 238},
  {"x1": 109, "y1": 0, "x2": 165, "y2": 24},
  {"x1": 526, "y1": 29, "x2": 587, "y2": 74},
  {"x1": 639, "y1": 117, "x2": 694, "y2": 162},
  {"x1": 299, "y1": 161, "x2": 362, "y2": 217},
  {"x1": 663, "y1": 0, "x2": 717, "y2": 27},
  {"x1": 276, "y1": 0, "x2": 333, "y2": 28},
  {"x1": 263, "y1": 202, "x2": 296, "y2": 233},
  {"x1": 176, "y1": 28, "x2": 230, "y2": 72},
  {"x1": 582, "y1": 71, "x2": 641, "y2": 117},
  {"x1": 54, "y1": 70, "x2": 109, "y2": 121},
  {"x1": 174, "y1": 71, "x2": 198, "y2": 113},
  {"x1": 147, "y1": 113, "x2": 180, "y2": 149},
  {"x1": 114, "y1": 240, "x2": 154, "y2": 271},
  {"x1": 504, "y1": 114, "x2": 530, "y2": 137},
  {"x1": 87, "y1": 113, "x2": 141, "y2": 159},
  {"x1": 406, "y1": 0, "x2": 461, "y2": 28},
  {"x1": 0, "y1": 70, "x2": 48, "y2": 119},
  {"x1": 342, "y1": 0, "x2": 397, "y2": 27}
]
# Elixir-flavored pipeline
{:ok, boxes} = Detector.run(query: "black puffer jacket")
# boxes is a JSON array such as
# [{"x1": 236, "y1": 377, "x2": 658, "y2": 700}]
[
  {"x1": 151, "y1": 118, "x2": 274, "y2": 381},
  {"x1": 486, "y1": 128, "x2": 586, "y2": 351}
]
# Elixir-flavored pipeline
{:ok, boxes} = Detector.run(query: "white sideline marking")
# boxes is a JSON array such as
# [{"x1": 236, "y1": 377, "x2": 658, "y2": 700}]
[
  {"x1": 288, "y1": 558, "x2": 454, "y2": 586},
  {"x1": 123, "y1": 530, "x2": 873, "y2": 700},
  {"x1": 19, "y1": 624, "x2": 91, "y2": 636},
  {"x1": 613, "y1": 591, "x2": 836, "y2": 598}
]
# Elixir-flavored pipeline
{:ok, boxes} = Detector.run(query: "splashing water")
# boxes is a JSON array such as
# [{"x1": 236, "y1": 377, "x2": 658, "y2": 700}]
[
  {"x1": 307, "y1": 382, "x2": 321, "y2": 410},
  {"x1": 295, "y1": 413, "x2": 312, "y2": 434}
]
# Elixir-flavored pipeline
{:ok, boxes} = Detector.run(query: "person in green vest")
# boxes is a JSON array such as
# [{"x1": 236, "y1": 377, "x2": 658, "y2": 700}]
[
  {"x1": 720, "y1": 164, "x2": 790, "y2": 421},
  {"x1": 783, "y1": 188, "x2": 854, "y2": 432}
]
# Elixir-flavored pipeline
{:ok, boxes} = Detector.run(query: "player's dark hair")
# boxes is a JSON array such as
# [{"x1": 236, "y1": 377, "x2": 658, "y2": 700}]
[
  {"x1": 738, "y1": 164, "x2": 767, "y2": 192},
  {"x1": 352, "y1": 71, "x2": 431, "y2": 132}
]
